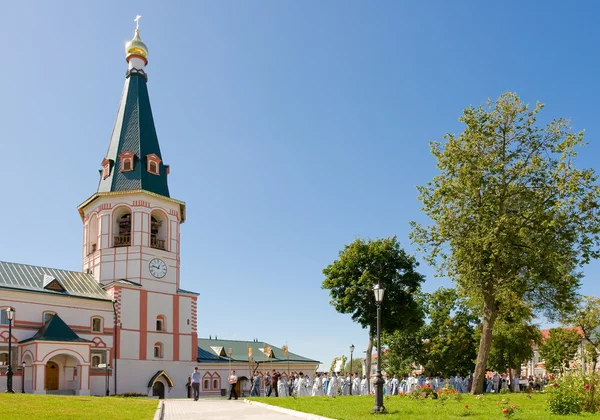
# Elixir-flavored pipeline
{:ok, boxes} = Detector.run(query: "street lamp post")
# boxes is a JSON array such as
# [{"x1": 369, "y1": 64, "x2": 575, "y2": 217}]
[
  {"x1": 372, "y1": 284, "x2": 385, "y2": 413},
  {"x1": 21, "y1": 362, "x2": 25, "y2": 393},
  {"x1": 5, "y1": 306, "x2": 15, "y2": 393},
  {"x1": 105, "y1": 363, "x2": 110, "y2": 396},
  {"x1": 349, "y1": 344, "x2": 355, "y2": 395}
]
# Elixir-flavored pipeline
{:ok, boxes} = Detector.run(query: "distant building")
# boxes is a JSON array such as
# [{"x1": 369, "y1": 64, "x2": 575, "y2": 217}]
[{"x1": 521, "y1": 327, "x2": 597, "y2": 377}]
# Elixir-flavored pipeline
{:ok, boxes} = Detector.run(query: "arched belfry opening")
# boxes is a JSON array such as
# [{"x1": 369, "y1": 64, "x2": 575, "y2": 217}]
[
  {"x1": 150, "y1": 210, "x2": 167, "y2": 250},
  {"x1": 113, "y1": 208, "x2": 132, "y2": 247}
]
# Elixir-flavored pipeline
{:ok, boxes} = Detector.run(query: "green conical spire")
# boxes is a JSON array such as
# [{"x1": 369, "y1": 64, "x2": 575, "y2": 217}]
[{"x1": 97, "y1": 28, "x2": 170, "y2": 197}]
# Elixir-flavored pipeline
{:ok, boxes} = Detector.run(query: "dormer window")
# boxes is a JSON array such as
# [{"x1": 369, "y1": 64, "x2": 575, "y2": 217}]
[
  {"x1": 101, "y1": 158, "x2": 112, "y2": 179},
  {"x1": 146, "y1": 154, "x2": 161, "y2": 176},
  {"x1": 119, "y1": 151, "x2": 135, "y2": 172}
]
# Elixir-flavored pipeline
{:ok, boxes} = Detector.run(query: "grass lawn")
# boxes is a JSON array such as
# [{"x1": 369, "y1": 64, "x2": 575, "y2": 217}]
[
  {"x1": 0, "y1": 393, "x2": 157, "y2": 420},
  {"x1": 251, "y1": 393, "x2": 600, "y2": 419}
]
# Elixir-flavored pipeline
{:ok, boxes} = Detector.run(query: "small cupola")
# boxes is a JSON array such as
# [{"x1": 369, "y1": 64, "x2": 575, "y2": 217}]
[{"x1": 125, "y1": 16, "x2": 148, "y2": 66}]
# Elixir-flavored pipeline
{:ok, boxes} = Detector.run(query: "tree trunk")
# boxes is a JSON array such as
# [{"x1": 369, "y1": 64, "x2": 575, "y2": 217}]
[
  {"x1": 366, "y1": 327, "x2": 374, "y2": 395},
  {"x1": 471, "y1": 295, "x2": 498, "y2": 394}
]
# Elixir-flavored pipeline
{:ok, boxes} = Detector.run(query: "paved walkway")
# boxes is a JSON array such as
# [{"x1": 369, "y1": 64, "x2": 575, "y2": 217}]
[{"x1": 163, "y1": 399, "x2": 311, "y2": 420}]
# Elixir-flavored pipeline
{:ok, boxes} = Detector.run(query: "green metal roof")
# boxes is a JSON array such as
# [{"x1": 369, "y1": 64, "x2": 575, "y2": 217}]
[
  {"x1": 0, "y1": 261, "x2": 111, "y2": 301},
  {"x1": 97, "y1": 71, "x2": 170, "y2": 197},
  {"x1": 20, "y1": 314, "x2": 92, "y2": 344},
  {"x1": 196, "y1": 338, "x2": 320, "y2": 364}
]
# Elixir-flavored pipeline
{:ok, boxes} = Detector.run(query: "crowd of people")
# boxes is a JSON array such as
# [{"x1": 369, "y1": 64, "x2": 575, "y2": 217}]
[
  {"x1": 247, "y1": 370, "x2": 551, "y2": 397},
  {"x1": 249, "y1": 370, "x2": 371, "y2": 397}
]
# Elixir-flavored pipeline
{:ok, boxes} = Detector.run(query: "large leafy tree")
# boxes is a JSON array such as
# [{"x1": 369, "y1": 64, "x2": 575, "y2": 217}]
[
  {"x1": 322, "y1": 236, "x2": 424, "y2": 393},
  {"x1": 411, "y1": 93, "x2": 600, "y2": 393},
  {"x1": 539, "y1": 328, "x2": 582, "y2": 374},
  {"x1": 562, "y1": 296, "x2": 600, "y2": 371}
]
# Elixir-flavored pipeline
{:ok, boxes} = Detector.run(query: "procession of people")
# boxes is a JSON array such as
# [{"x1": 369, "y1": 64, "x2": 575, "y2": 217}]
[{"x1": 241, "y1": 369, "x2": 550, "y2": 398}]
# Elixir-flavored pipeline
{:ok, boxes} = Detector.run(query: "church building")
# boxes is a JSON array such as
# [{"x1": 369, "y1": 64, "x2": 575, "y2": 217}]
[{"x1": 0, "y1": 24, "x2": 318, "y2": 398}]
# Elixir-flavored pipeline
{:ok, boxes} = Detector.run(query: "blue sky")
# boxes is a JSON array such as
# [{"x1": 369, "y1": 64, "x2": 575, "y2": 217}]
[{"x1": 1, "y1": 1, "x2": 599, "y2": 371}]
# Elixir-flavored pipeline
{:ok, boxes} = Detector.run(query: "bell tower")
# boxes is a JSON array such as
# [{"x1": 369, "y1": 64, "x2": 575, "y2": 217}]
[{"x1": 77, "y1": 19, "x2": 198, "y2": 385}]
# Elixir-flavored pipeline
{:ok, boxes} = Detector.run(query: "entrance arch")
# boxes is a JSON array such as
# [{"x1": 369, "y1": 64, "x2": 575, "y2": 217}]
[
  {"x1": 152, "y1": 381, "x2": 165, "y2": 399},
  {"x1": 45, "y1": 361, "x2": 59, "y2": 390}
]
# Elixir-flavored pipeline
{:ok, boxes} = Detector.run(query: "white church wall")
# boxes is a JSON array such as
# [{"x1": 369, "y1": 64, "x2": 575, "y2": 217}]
[
  {"x1": 121, "y1": 288, "x2": 141, "y2": 330},
  {"x1": 179, "y1": 297, "x2": 192, "y2": 334},
  {"x1": 179, "y1": 335, "x2": 191, "y2": 361},
  {"x1": 116, "y1": 359, "x2": 195, "y2": 398},
  {"x1": 119, "y1": 330, "x2": 140, "y2": 359}
]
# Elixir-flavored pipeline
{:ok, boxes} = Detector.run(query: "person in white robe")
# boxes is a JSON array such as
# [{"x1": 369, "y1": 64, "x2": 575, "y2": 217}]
[
  {"x1": 340, "y1": 374, "x2": 348, "y2": 396},
  {"x1": 513, "y1": 375, "x2": 520, "y2": 392},
  {"x1": 360, "y1": 375, "x2": 368, "y2": 395},
  {"x1": 352, "y1": 373, "x2": 360, "y2": 395},
  {"x1": 462, "y1": 376, "x2": 469, "y2": 393},
  {"x1": 298, "y1": 373, "x2": 310, "y2": 396},
  {"x1": 384, "y1": 375, "x2": 392, "y2": 395},
  {"x1": 327, "y1": 372, "x2": 340, "y2": 396},
  {"x1": 455, "y1": 375, "x2": 463, "y2": 393},
  {"x1": 312, "y1": 374, "x2": 323, "y2": 396},
  {"x1": 278, "y1": 376, "x2": 289, "y2": 397},
  {"x1": 391, "y1": 375, "x2": 399, "y2": 395}
]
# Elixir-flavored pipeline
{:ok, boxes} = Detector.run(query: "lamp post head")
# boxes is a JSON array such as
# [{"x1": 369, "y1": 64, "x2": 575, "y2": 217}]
[
  {"x1": 350, "y1": 344, "x2": 355, "y2": 353},
  {"x1": 22, "y1": 361, "x2": 25, "y2": 367},
  {"x1": 6, "y1": 306, "x2": 14, "y2": 320},
  {"x1": 373, "y1": 283, "x2": 385, "y2": 304}
]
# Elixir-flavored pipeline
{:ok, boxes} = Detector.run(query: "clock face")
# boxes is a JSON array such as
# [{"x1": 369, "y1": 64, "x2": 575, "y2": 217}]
[{"x1": 149, "y1": 258, "x2": 167, "y2": 279}]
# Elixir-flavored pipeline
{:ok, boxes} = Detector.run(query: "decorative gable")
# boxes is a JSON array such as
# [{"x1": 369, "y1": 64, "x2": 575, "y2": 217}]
[
  {"x1": 43, "y1": 274, "x2": 66, "y2": 293},
  {"x1": 119, "y1": 151, "x2": 136, "y2": 172},
  {"x1": 147, "y1": 153, "x2": 161, "y2": 175},
  {"x1": 210, "y1": 346, "x2": 225, "y2": 357},
  {"x1": 101, "y1": 158, "x2": 113, "y2": 179}
]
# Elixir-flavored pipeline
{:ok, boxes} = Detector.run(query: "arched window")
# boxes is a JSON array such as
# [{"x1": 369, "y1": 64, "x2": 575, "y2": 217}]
[
  {"x1": 114, "y1": 209, "x2": 132, "y2": 247},
  {"x1": 146, "y1": 154, "x2": 161, "y2": 175},
  {"x1": 0, "y1": 352, "x2": 7, "y2": 366},
  {"x1": 203, "y1": 379, "x2": 210, "y2": 390},
  {"x1": 122, "y1": 158, "x2": 132, "y2": 171},
  {"x1": 154, "y1": 342, "x2": 163, "y2": 358},
  {"x1": 88, "y1": 214, "x2": 98, "y2": 254},
  {"x1": 91, "y1": 317, "x2": 103, "y2": 333},
  {"x1": 150, "y1": 211, "x2": 167, "y2": 250},
  {"x1": 156, "y1": 315, "x2": 166, "y2": 332},
  {"x1": 213, "y1": 379, "x2": 218, "y2": 389},
  {"x1": 91, "y1": 355, "x2": 101, "y2": 367}
]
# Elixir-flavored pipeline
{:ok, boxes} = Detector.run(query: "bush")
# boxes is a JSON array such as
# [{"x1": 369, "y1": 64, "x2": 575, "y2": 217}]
[
  {"x1": 545, "y1": 371, "x2": 600, "y2": 415},
  {"x1": 114, "y1": 393, "x2": 148, "y2": 398},
  {"x1": 410, "y1": 385, "x2": 437, "y2": 400},
  {"x1": 499, "y1": 388, "x2": 511, "y2": 395}
]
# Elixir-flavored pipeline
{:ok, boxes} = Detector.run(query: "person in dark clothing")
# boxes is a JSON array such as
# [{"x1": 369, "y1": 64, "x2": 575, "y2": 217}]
[
  {"x1": 227, "y1": 370, "x2": 238, "y2": 400},
  {"x1": 272, "y1": 370, "x2": 280, "y2": 397}
]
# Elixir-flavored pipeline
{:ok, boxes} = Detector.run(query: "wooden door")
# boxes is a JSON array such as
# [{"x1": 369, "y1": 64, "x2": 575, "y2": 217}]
[
  {"x1": 153, "y1": 382, "x2": 165, "y2": 399},
  {"x1": 45, "y1": 362, "x2": 59, "y2": 390}
]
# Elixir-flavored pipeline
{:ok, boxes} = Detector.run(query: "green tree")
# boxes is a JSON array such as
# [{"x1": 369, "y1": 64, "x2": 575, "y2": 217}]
[
  {"x1": 485, "y1": 305, "x2": 542, "y2": 375},
  {"x1": 411, "y1": 93, "x2": 600, "y2": 393},
  {"x1": 322, "y1": 236, "x2": 424, "y2": 393},
  {"x1": 383, "y1": 327, "x2": 424, "y2": 377},
  {"x1": 384, "y1": 288, "x2": 477, "y2": 377},
  {"x1": 344, "y1": 357, "x2": 364, "y2": 376},
  {"x1": 539, "y1": 328, "x2": 582, "y2": 374},
  {"x1": 421, "y1": 288, "x2": 478, "y2": 377},
  {"x1": 562, "y1": 296, "x2": 600, "y2": 372}
]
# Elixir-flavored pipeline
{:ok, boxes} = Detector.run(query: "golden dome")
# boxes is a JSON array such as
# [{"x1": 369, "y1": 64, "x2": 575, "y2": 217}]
[{"x1": 125, "y1": 29, "x2": 148, "y2": 61}]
